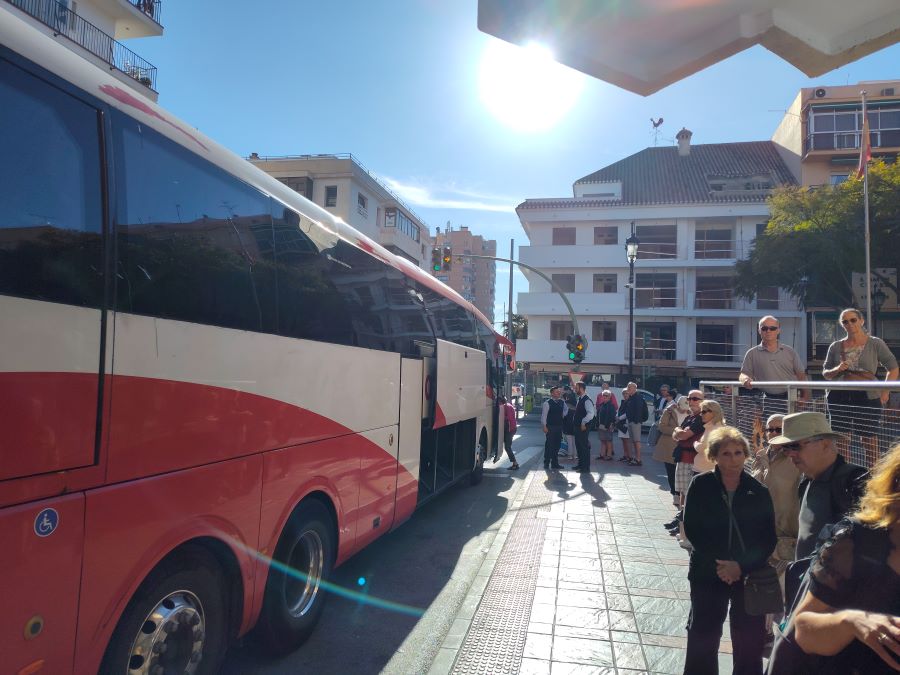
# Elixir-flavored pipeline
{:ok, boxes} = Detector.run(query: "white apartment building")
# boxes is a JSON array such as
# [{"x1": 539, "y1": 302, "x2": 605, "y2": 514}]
[
  {"x1": 514, "y1": 130, "x2": 806, "y2": 385},
  {"x1": 5, "y1": 0, "x2": 163, "y2": 99},
  {"x1": 249, "y1": 153, "x2": 431, "y2": 268}
]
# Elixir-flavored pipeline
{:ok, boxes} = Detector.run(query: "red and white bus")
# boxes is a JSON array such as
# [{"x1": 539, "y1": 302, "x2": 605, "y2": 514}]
[{"x1": 0, "y1": 6, "x2": 512, "y2": 673}]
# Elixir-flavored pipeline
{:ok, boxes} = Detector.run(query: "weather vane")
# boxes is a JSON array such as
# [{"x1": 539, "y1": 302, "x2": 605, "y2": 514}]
[{"x1": 650, "y1": 117, "x2": 664, "y2": 146}]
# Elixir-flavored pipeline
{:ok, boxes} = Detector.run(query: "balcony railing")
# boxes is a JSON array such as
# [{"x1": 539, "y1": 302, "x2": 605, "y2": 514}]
[
  {"x1": 128, "y1": 0, "x2": 162, "y2": 25},
  {"x1": 7, "y1": 0, "x2": 158, "y2": 90}
]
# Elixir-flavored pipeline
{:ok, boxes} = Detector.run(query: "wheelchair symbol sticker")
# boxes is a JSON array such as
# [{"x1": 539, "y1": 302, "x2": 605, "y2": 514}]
[{"x1": 34, "y1": 508, "x2": 59, "y2": 537}]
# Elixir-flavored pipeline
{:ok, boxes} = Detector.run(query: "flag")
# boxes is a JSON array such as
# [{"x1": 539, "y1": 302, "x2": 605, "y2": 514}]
[{"x1": 857, "y1": 111, "x2": 872, "y2": 178}]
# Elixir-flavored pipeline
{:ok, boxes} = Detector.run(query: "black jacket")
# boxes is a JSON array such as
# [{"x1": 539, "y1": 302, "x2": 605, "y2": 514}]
[
  {"x1": 595, "y1": 401, "x2": 617, "y2": 429},
  {"x1": 623, "y1": 393, "x2": 646, "y2": 423},
  {"x1": 683, "y1": 468, "x2": 776, "y2": 582}
]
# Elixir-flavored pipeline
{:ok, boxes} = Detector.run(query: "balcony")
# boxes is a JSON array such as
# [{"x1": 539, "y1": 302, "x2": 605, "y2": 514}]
[{"x1": 8, "y1": 0, "x2": 158, "y2": 90}]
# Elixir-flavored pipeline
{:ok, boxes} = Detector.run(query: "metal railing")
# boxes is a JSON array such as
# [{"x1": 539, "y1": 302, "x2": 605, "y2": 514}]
[
  {"x1": 7, "y1": 0, "x2": 158, "y2": 90},
  {"x1": 700, "y1": 380, "x2": 900, "y2": 470},
  {"x1": 128, "y1": 0, "x2": 161, "y2": 25}
]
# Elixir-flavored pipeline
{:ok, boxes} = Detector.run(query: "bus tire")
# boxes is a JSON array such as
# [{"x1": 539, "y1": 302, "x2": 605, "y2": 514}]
[
  {"x1": 100, "y1": 546, "x2": 228, "y2": 675},
  {"x1": 252, "y1": 500, "x2": 335, "y2": 656}
]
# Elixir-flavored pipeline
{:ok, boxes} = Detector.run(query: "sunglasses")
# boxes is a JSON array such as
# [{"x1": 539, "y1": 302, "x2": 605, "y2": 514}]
[
  {"x1": 760, "y1": 326, "x2": 779, "y2": 332},
  {"x1": 688, "y1": 396, "x2": 703, "y2": 401},
  {"x1": 700, "y1": 410, "x2": 714, "y2": 415},
  {"x1": 841, "y1": 317, "x2": 859, "y2": 325},
  {"x1": 766, "y1": 427, "x2": 782, "y2": 434},
  {"x1": 781, "y1": 437, "x2": 823, "y2": 452}
]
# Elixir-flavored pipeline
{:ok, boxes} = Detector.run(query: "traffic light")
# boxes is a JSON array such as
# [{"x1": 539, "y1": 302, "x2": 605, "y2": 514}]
[
  {"x1": 431, "y1": 246, "x2": 442, "y2": 272},
  {"x1": 441, "y1": 245, "x2": 452, "y2": 271},
  {"x1": 567, "y1": 334, "x2": 586, "y2": 363}
]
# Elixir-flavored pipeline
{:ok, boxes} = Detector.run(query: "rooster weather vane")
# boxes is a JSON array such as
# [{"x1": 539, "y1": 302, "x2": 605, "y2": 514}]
[{"x1": 650, "y1": 117, "x2": 664, "y2": 145}]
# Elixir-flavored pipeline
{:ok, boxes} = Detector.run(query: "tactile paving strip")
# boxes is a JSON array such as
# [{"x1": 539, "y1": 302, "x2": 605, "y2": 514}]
[{"x1": 451, "y1": 474, "x2": 549, "y2": 674}]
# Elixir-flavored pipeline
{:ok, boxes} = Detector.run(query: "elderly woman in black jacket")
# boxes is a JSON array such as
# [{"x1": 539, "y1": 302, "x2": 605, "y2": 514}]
[{"x1": 683, "y1": 426, "x2": 776, "y2": 675}]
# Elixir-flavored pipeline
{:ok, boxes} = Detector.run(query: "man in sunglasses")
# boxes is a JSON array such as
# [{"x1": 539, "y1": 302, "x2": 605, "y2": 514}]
[
  {"x1": 738, "y1": 315, "x2": 809, "y2": 415},
  {"x1": 769, "y1": 412, "x2": 868, "y2": 559}
]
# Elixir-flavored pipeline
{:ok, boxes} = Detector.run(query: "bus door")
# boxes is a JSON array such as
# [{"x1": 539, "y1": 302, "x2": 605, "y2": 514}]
[{"x1": 0, "y1": 50, "x2": 106, "y2": 673}]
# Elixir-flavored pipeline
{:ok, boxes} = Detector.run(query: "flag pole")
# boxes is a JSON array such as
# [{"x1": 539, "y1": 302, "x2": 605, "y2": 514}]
[{"x1": 861, "y1": 90, "x2": 872, "y2": 325}]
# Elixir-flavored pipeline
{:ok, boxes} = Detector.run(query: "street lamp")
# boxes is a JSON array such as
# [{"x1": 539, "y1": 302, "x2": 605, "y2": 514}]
[
  {"x1": 873, "y1": 284, "x2": 887, "y2": 335},
  {"x1": 625, "y1": 222, "x2": 640, "y2": 382}
]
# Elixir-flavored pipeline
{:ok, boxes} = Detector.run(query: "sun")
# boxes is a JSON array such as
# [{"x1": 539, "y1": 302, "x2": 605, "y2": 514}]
[{"x1": 478, "y1": 40, "x2": 585, "y2": 133}]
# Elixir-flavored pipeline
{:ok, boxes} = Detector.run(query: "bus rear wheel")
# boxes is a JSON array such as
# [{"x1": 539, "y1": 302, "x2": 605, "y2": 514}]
[
  {"x1": 100, "y1": 547, "x2": 228, "y2": 675},
  {"x1": 251, "y1": 500, "x2": 335, "y2": 656}
]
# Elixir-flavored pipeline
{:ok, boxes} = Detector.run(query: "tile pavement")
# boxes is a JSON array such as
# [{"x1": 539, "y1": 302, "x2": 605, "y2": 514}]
[{"x1": 429, "y1": 450, "x2": 736, "y2": 675}]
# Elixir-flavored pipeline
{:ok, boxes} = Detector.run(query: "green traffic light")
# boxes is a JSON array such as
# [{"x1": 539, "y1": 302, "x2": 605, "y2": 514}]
[
  {"x1": 568, "y1": 352, "x2": 576, "y2": 360},
  {"x1": 433, "y1": 265, "x2": 441, "y2": 271}
]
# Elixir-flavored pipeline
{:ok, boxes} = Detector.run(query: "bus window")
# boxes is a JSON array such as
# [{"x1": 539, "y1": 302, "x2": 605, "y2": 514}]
[
  {"x1": 0, "y1": 58, "x2": 103, "y2": 307},
  {"x1": 113, "y1": 111, "x2": 277, "y2": 334}
]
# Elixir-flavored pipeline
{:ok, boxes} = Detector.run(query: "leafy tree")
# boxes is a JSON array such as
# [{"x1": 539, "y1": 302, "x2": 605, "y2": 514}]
[
  {"x1": 501, "y1": 313, "x2": 528, "y2": 341},
  {"x1": 735, "y1": 160, "x2": 900, "y2": 309}
]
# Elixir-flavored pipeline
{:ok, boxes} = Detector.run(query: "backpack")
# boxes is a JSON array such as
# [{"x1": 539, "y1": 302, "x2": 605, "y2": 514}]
[{"x1": 638, "y1": 397, "x2": 649, "y2": 423}]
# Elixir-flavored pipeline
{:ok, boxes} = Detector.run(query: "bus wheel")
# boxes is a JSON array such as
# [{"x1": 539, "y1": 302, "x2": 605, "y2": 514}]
[
  {"x1": 252, "y1": 500, "x2": 335, "y2": 656},
  {"x1": 100, "y1": 547, "x2": 228, "y2": 675}
]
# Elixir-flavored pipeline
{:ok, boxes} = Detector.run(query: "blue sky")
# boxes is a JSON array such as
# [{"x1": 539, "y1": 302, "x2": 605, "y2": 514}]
[{"x1": 136, "y1": 1, "x2": 900, "y2": 325}]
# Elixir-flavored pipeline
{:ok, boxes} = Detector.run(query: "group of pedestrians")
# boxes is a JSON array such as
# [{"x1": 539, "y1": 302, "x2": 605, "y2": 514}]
[
  {"x1": 539, "y1": 383, "x2": 596, "y2": 472},
  {"x1": 677, "y1": 411, "x2": 900, "y2": 675}
]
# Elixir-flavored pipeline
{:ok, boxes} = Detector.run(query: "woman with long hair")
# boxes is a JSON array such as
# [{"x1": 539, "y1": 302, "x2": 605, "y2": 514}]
[
  {"x1": 822, "y1": 307, "x2": 898, "y2": 464},
  {"x1": 791, "y1": 440, "x2": 900, "y2": 673}
]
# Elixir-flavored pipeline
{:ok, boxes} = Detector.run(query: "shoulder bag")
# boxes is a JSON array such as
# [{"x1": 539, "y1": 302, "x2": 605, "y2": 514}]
[
  {"x1": 723, "y1": 493, "x2": 783, "y2": 616},
  {"x1": 647, "y1": 423, "x2": 661, "y2": 446}
]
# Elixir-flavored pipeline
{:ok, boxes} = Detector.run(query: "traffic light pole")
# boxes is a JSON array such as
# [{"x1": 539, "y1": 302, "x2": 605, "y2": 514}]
[{"x1": 454, "y1": 253, "x2": 583, "y2": 369}]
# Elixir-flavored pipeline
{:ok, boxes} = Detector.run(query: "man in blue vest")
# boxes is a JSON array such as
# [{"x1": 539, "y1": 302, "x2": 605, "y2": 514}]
[
  {"x1": 571, "y1": 382, "x2": 596, "y2": 473},
  {"x1": 541, "y1": 386, "x2": 565, "y2": 470}
]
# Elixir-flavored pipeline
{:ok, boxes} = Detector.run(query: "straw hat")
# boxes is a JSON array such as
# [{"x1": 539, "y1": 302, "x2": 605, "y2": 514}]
[{"x1": 768, "y1": 412, "x2": 846, "y2": 446}]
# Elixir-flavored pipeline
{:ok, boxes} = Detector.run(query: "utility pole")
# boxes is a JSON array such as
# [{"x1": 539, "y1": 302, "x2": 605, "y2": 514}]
[{"x1": 507, "y1": 239, "x2": 514, "y2": 395}]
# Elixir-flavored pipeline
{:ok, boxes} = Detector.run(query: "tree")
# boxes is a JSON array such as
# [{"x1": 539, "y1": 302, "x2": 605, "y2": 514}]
[
  {"x1": 735, "y1": 160, "x2": 900, "y2": 309},
  {"x1": 501, "y1": 313, "x2": 528, "y2": 342}
]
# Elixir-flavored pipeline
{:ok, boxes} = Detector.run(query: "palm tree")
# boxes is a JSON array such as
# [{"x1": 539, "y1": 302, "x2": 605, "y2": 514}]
[{"x1": 501, "y1": 314, "x2": 528, "y2": 342}]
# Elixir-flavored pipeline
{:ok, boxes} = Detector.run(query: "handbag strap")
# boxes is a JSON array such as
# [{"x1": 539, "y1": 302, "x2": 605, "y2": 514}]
[{"x1": 722, "y1": 491, "x2": 747, "y2": 553}]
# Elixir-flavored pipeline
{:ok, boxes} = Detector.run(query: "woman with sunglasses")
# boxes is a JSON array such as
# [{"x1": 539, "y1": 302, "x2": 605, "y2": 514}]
[
  {"x1": 694, "y1": 400, "x2": 725, "y2": 473},
  {"x1": 823, "y1": 308, "x2": 898, "y2": 462},
  {"x1": 790, "y1": 440, "x2": 900, "y2": 674},
  {"x1": 750, "y1": 414, "x2": 800, "y2": 645}
]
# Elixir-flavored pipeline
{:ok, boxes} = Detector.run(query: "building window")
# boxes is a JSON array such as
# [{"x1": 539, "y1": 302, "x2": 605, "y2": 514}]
[
  {"x1": 386, "y1": 209, "x2": 420, "y2": 242},
  {"x1": 696, "y1": 325, "x2": 734, "y2": 362},
  {"x1": 635, "y1": 273, "x2": 677, "y2": 308},
  {"x1": 756, "y1": 222, "x2": 768, "y2": 237},
  {"x1": 593, "y1": 226, "x2": 618, "y2": 245},
  {"x1": 830, "y1": 174, "x2": 849, "y2": 185},
  {"x1": 808, "y1": 105, "x2": 900, "y2": 152},
  {"x1": 592, "y1": 321, "x2": 616, "y2": 341},
  {"x1": 695, "y1": 227, "x2": 733, "y2": 259},
  {"x1": 695, "y1": 274, "x2": 734, "y2": 309},
  {"x1": 551, "y1": 273, "x2": 575, "y2": 293},
  {"x1": 636, "y1": 224, "x2": 676, "y2": 259},
  {"x1": 634, "y1": 323, "x2": 676, "y2": 360},
  {"x1": 325, "y1": 185, "x2": 337, "y2": 207},
  {"x1": 552, "y1": 227, "x2": 576, "y2": 245},
  {"x1": 593, "y1": 274, "x2": 617, "y2": 293},
  {"x1": 550, "y1": 320, "x2": 575, "y2": 340},
  {"x1": 357, "y1": 192, "x2": 368, "y2": 215}
]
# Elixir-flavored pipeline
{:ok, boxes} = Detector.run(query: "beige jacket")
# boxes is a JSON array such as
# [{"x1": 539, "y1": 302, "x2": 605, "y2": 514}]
[
  {"x1": 751, "y1": 446, "x2": 801, "y2": 563},
  {"x1": 652, "y1": 405, "x2": 680, "y2": 464}
]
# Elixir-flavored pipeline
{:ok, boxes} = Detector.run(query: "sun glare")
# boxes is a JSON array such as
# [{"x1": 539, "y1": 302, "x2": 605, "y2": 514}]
[{"x1": 479, "y1": 40, "x2": 584, "y2": 132}]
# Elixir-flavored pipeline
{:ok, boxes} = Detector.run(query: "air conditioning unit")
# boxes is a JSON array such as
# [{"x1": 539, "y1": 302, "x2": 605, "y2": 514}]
[
  {"x1": 881, "y1": 87, "x2": 895, "y2": 96},
  {"x1": 814, "y1": 88, "x2": 827, "y2": 98}
]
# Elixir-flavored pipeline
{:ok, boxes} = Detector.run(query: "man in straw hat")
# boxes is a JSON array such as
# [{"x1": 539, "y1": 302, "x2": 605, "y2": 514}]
[{"x1": 769, "y1": 412, "x2": 868, "y2": 560}]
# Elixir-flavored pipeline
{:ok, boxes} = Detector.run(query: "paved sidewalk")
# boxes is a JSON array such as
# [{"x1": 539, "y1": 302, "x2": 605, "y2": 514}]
[{"x1": 429, "y1": 450, "x2": 735, "y2": 675}]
